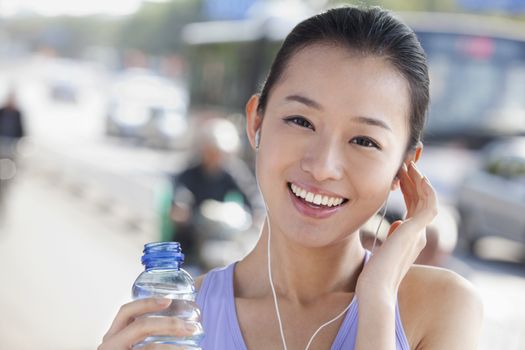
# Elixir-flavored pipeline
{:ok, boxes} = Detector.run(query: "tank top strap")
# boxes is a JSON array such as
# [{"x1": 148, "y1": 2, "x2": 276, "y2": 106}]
[{"x1": 196, "y1": 262, "x2": 246, "y2": 350}]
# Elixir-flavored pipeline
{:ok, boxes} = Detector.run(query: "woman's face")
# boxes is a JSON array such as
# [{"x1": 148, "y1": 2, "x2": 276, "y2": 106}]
[{"x1": 248, "y1": 44, "x2": 413, "y2": 247}]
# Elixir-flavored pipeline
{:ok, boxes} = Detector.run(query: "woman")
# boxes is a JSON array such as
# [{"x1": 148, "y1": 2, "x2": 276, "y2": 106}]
[{"x1": 99, "y1": 6, "x2": 483, "y2": 350}]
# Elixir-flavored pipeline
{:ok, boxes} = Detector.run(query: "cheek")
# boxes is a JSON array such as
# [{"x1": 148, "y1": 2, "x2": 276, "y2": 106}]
[
  {"x1": 254, "y1": 132, "x2": 303, "y2": 207},
  {"x1": 256, "y1": 141, "x2": 290, "y2": 184},
  {"x1": 348, "y1": 161, "x2": 397, "y2": 200}
]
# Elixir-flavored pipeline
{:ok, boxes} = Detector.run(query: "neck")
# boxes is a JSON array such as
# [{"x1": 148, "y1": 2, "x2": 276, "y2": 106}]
[{"x1": 244, "y1": 218, "x2": 366, "y2": 304}]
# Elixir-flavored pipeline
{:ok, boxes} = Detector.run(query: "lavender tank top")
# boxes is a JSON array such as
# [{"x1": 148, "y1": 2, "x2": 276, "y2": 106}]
[{"x1": 196, "y1": 250, "x2": 410, "y2": 349}]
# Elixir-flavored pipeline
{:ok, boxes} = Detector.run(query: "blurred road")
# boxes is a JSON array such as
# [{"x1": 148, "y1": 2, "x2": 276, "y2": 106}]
[{"x1": 0, "y1": 168, "x2": 151, "y2": 350}]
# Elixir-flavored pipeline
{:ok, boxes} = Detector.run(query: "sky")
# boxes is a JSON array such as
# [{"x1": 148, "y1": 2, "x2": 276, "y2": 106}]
[{"x1": 0, "y1": 0, "x2": 169, "y2": 17}]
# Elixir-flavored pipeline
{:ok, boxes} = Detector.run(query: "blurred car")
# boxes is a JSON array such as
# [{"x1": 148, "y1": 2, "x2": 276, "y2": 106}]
[
  {"x1": 105, "y1": 69, "x2": 190, "y2": 149},
  {"x1": 457, "y1": 137, "x2": 525, "y2": 251}
]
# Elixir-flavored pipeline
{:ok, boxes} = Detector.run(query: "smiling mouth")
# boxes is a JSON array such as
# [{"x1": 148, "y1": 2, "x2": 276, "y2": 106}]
[{"x1": 287, "y1": 182, "x2": 349, "y2": 209}]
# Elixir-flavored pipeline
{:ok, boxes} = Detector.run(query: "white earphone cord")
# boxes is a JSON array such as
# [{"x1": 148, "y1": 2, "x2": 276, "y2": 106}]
[
  {"x1": 265, "y1": 198, "x2": 388, "y2": 350},
  {"x1": 371, "y1": 196, "x2": 389, "y2": 254}
]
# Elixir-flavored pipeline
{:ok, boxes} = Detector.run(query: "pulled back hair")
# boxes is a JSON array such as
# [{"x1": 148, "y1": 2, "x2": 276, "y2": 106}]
[{"x1": 256, "y1": 6, "x2": 429, "y2": 151}]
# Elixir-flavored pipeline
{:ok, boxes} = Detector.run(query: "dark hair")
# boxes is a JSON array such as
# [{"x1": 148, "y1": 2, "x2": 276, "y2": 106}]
[{"x1": 257, "y1": 6, "x2": 429, "y2": 151}]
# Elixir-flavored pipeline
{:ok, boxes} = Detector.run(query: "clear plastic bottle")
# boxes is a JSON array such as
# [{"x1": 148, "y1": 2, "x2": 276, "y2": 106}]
[{"x1": 132, "y1": 242, "x2": 204, "y2": 349}]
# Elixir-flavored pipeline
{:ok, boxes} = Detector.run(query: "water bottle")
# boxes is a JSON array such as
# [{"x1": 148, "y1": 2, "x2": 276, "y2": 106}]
[{"x1": 132, "y1": 242, "x2": 204, "y2": 349}]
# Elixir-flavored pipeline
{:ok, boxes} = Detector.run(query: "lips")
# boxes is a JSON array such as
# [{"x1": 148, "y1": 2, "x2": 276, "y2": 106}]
[{"x1": 287, "y1": 182, "x2": 348, "y2": 219}]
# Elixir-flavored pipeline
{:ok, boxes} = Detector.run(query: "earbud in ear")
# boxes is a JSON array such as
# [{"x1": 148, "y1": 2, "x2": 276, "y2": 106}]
[{"x1": 255, "y1": 129, "x2": 261, "y2": 150}]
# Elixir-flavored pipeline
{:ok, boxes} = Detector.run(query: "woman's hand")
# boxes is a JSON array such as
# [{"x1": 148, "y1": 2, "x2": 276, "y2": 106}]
[
  {"x1": 356, "y1": 161, "x2": 438, "y2": 302},
  {"x1": 98, "y1": 298, "x2": 196, "y2": 350}
]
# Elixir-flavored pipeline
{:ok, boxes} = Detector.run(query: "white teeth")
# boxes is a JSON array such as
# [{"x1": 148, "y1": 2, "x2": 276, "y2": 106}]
[
  {"x1": 306, "y1": 192, "x2": 314, "y2": 203},
  {"x1": 289, "y1": 183, "x2": 346, "y2": 207}
]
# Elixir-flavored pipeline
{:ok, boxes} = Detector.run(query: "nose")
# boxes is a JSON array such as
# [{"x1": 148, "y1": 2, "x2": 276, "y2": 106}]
[{"x1": 300, "y1": 138, "x2": 345, "y2": 182}]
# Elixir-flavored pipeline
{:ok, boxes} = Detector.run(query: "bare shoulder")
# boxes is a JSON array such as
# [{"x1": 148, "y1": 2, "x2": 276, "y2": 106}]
[
  {"x1": 399, "y1": 265, "x2": 484, "y2": 349},
  {"x1": 195, "y1": 274, "x2": 207, "y2": 291},
  {"x1": 403, "y1": 264, "x2": 480, "y2": 299}
]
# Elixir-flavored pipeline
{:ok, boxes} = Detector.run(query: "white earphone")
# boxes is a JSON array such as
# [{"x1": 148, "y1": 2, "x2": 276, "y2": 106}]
[{"x1": 255, "y1": 129, "x2": 261, "y2": 150}]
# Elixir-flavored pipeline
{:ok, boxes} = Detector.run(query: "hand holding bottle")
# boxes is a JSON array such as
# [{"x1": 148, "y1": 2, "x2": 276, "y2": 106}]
[
  {"x1": 98, "y1": 297, "x2": 197, "y2": 350},
  {"x1": 99, "y1": 242, "x2": 203, "y2": 350}
]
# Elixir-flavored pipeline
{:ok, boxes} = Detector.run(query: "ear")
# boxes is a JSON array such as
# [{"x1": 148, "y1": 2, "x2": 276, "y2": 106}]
[
  {"x1": 390, "y1": 141, "x2": 424, "y2": 191},
  {"x1": 245, "y1": 94, "x2": 263, "y2": 150}
]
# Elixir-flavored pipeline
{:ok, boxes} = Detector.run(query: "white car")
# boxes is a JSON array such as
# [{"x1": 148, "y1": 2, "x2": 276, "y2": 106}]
[
  {"x1": 106, "y1": 69, "x2": 189, "y2": 148},
  {"x1": 457, "y1": 137, "x2": 525, "y2": 251}
]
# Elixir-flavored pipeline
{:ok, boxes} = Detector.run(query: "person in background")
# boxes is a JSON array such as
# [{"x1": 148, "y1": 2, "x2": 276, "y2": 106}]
[
  {"x1": 0, "y1": 91, "x2": 24, "y2": 143},
  {"x1": 170, "y1": 118, "x2": 262, "y2": 263},
  {"x1": 0, "y1": 90, "x2": 25, "y2": 214}
]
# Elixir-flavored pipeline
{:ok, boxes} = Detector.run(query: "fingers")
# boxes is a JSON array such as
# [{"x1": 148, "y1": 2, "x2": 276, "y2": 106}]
[
  {"x1": 407, "y1": 161, "x2": 425, "y2": 203},
  {"x1": 110, "y1": 316, "x2": 197, "y2": 349},
  {"x1": 398, "y1": 163, "x2": 415, "y2": 216},
  {"x1": 394, "y1": 161, "x2": 438, "y2": 236},
  {"x1": 104, "y1": 298, "x2": 172, "y2": 341},
  {"x1": 398, "y1": 162, "x2": 437, "y2": 220},
  {"x1": 409, "y1": 162, "x2": 437, "y2": 221},
  {"x1": 99, "y1": 297, "x2": 200, "y2": 350}
]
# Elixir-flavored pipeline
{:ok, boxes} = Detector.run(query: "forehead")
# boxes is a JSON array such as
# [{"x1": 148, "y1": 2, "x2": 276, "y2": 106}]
[{"x1": 270, "y1": 44, "x2": 411, "y2": 135}]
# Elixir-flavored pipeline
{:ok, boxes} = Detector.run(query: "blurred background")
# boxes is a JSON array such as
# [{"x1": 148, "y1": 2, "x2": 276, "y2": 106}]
[{"x1": 0, "y1": 0, "x2": 524, "y2": 349}]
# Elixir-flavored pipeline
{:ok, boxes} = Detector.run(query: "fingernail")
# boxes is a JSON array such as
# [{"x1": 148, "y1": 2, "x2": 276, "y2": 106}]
[
  {"x1": 402, "y1": 163, "x2": 408, "y2": 172},
  {"x1": 155, "y1": 298, "x2": 171, "y2": 306},
  {"x1": 410, "y1": 160, "x2": 416, "y2": 168}
]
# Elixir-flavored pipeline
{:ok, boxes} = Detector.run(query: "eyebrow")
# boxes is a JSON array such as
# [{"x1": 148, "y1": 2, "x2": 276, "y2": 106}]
[
  {"x1": 285, "y1": 94, "x2": 323, "y2": 110},
  {"x1": 285, "y1": 94, "x2": 393, "y2": 132},
  {"x1": 351, "y1": 116, "x2": 392, "y2": 132}
]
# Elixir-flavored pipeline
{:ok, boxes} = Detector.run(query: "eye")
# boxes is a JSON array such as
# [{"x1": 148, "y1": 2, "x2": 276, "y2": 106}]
[
  {"x1": 351, "y1": 136, "x2": 381, "y2": 149},
  {"x1": 283, "y1": 116, "x2": 315, "y2": 130}
]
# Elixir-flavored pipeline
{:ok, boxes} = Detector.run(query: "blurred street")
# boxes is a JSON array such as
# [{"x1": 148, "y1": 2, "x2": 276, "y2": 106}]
[
  {"x1": 0, "y1": 55, "x2": 192, "y2": 350},
  {"x1": 0, "y1": 167, "x2": 148, "y2": 350}
]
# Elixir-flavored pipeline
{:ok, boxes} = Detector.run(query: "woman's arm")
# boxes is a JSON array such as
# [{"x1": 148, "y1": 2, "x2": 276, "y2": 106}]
[
  {"x1": 355, "y1": 161, "x2": 438, "y2": 350},
  {"x1": 355, "y1": 292, "x2": 397, "y2": 349}
]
